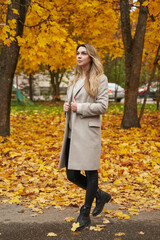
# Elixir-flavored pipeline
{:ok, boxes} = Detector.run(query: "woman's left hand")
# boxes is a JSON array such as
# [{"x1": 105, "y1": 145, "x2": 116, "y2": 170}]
[{"x1": 71, "y1": 98, "x2": 77, "y2": 112}]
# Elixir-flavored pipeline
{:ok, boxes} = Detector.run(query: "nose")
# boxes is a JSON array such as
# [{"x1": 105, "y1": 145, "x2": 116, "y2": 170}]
[{"x1": 78, "y1": 53, "x2": 82, "y2": 58}]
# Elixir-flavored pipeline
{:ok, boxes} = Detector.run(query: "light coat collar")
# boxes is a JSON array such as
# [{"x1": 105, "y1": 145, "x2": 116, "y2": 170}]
[{"x1": 68, "y1": 80, "x2": 84, "y2": 102}]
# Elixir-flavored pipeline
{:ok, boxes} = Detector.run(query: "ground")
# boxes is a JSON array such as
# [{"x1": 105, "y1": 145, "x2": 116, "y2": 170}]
[{"x1": 0, "y1": 202, "x2": 159, "y2": 240}]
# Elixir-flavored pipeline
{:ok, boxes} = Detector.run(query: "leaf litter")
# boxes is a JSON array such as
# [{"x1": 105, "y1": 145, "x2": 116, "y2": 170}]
[{"x1": 0, "y1": 109, "x2": 159, "y2": 220}]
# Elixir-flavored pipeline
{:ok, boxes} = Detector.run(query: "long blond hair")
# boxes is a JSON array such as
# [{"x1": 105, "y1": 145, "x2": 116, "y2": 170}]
[{"x1": 70, "y1": 44, "x2": 104, "y2": 97}]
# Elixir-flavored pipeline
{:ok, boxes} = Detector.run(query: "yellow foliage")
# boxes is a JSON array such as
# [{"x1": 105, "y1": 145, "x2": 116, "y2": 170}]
[
  {"x1": 0, "y1": 0, "x2": 159, "y2": 76},
  {"x1": 12, "y1": 9, "x2": 19, "y2": 15}
]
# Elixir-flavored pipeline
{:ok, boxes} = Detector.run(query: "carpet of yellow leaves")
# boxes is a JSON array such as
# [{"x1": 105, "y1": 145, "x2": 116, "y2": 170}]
[{"x1": 0, "y1": 108, "x2": 159, "y2": 218}]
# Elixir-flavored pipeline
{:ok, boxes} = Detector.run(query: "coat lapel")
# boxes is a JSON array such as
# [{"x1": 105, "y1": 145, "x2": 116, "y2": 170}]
[
  {"x1": 73, "y1": 80, "x2": 84, "y2": 98},
  {"x1": 67, "y1": 79, "x2": 84, "y2": 102},
  {"x1": 67, "y1": 85, "x2": 73, "y2": 103}
]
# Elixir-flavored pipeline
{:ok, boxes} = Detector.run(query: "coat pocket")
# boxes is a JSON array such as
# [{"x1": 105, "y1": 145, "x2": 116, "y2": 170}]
[{"x1": 89, "y1": 121, "x2": 101, "y2": 127}]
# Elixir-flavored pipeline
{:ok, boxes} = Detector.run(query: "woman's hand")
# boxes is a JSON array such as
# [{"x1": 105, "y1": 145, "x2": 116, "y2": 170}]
[
  {"x1": 64, "y1": 102, "x2": 70, "y2": 113},
  {"x1": 71, "y1": 98, "x2": 77, "y2": 112}
]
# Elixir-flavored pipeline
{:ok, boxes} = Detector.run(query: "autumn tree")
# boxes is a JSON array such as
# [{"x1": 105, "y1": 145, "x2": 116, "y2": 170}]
[
  {"x1": 16, "y1": 0, "x2": 121, "y2": 101},
  {"x1": 119, "y1": 0, "x2": 148, "y2": 128},
  {"x1": 120, "y1": 0, "x2": 160, "y2": 128},
  {"x1": 1, "y1": 0, "x2": 159, "y2": 136},
  {"x1": 16, "y1": 1, "x2": 77, "y2": 100},
  {"x1": 0, "y1": 0, "x2": 31, "y2": 136}
]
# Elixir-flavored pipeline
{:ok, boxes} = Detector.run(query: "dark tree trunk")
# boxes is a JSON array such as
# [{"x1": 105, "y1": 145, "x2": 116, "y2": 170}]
[
  {"x1": 120, "y1": 0, "x2": 148, "y2": 128},
  {"x1": 49, "y1": 69, "x2": 64, "y2": 101},
  {"x1": 156, "y1": 70, "x2": 160, "y2": 110},
  {"x1": 29, "y1": 73, "x2": 33, "y2": 101},
  {"x1": 139, "y1": 44, "x2": 160, "y2": 121},
  {"x1": 0, "y1": 0, "x2": 31, "y2": 136},
  {"x1": 114, "y1": 59, "x2": 118, "y2": 101}
]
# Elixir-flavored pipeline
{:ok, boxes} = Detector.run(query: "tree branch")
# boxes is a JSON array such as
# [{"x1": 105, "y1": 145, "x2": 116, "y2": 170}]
[
  {"x1": 120, "y1": 0, "x2": 132, "y2": 53},
  {"x1": 133, "y1": 0, "x2": 148, "y2": 45},
  {"x1": 19, "y1": 14, "x2": 50, "y2": 28}
]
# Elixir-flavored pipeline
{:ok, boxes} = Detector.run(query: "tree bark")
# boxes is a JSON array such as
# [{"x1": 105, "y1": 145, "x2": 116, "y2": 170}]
[
  {"x1": 0, "y1": 0, "x2": 31, "y2": 136},
  {"x1": 156, "y1": 70, "x2": 160, "y2": 110},
  {"x1": 49, "y1": 69, "x2": 64, "y2": 101},
  {"x1": 120, "y1": 0, "x2": 148, "y2": 128},
  {"x1": 29, "y1": 73, "x2": 33, "y2": 101},
  {"x1": 138, "y1": 44, "x2": 160, "y2": 122}
]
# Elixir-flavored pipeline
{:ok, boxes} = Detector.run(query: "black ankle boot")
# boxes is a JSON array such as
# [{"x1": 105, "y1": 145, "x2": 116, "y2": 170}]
[
  {"x1": 76, "y1": 205, "x2": 91, "y2": 231},
  {"x1": 92, "y1": 189, "x2": 111, "y2": 216}
]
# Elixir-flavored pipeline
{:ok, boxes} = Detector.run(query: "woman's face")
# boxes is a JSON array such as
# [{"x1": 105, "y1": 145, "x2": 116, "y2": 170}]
[{"x1": 76, "y1": 46, "x2": 91, "y2": 68}]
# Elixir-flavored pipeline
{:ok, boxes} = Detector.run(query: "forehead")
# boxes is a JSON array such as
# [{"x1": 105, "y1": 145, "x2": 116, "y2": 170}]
[{"x1": 77, "y1": 46, "x2": 87, "y2": 52}]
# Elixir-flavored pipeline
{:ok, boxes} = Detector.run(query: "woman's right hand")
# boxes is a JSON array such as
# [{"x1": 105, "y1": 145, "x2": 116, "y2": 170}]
[{"x1": 64, "y1": 102, "x2": 70, "y2": 113}]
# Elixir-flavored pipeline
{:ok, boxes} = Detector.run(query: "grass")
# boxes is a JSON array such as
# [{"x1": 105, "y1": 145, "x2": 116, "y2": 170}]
[
  {"x1": 11, "y1": 101, "x2": 159, "y2": 115},
  {"x1": 108, "y1": 102, "x2": 159, "y2": 113},
  {"x1": 11, "y1": 101, "x2": 63, "y2": 115}
]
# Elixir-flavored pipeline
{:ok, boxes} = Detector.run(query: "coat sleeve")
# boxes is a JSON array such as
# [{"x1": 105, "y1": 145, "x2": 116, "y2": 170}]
[{"x1": 78, "y1": 75, "x2": 108, "y2": 117}]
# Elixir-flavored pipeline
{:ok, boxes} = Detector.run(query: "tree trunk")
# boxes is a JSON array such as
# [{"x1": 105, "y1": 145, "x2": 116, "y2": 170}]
[
  {"x1": 138, "y1": 44, "x2": 160, "y2": 121},
  {"x1": 120, "y1": 0, "x2": 148, "y2": 128},
  {"x1": 49, "y1": 69, "x2": 64, "y2": 101},
  {"x1": 29, "y1": 73, "x2": 33, "y2": 101},
  {"x1": 156, "y1": 70, "x2": 160, "y2": 110},
  {"x1": 0, "y1": 0, "x2": 31, "y2": 136},
  {"x1": 114, "y1": 59, "x2": 118, "y2": 101}
]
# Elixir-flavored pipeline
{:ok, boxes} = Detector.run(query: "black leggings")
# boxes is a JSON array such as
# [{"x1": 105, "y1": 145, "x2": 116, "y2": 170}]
[{"x1": 65, "y1": 138, "x2": 98, "y2": 208}]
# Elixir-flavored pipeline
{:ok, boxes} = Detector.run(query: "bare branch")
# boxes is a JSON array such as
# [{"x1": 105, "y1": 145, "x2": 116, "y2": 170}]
[{"x1": 19, "y1": 14, "x2": 51, "y2": 28}]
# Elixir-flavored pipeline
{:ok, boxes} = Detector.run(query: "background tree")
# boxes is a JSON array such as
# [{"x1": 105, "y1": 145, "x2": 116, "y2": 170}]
[
  {"x1": 16, "y1": 1, "x2": 77, "y2": 100},
  {"x1": 0, "y1": 0, "x2": 31, "y2": 137},
  {"x1": 16, "y1": 0, "x2": 122, "y2": 100},
  {"x1": 120, "y1": 0, "x2": 160, "y2": 128},
  {"x1": 1, "y1": 0, "x2": 160, "y2": 137},
  {"x1": 104, "y1": 55, "x2": 125, "y2": 87},
  {"x1": 120, "y1": 0, "x2": 148, "y2": 128}
]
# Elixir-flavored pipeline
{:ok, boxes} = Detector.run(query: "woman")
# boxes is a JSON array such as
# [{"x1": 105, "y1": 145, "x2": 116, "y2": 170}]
[{"x1": 59, "y1": 44, "x2": 111, "y2": 231}]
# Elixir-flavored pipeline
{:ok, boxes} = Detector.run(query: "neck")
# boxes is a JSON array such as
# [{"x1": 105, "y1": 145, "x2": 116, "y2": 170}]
[{"x1": 81, "y1": 65, "x2": 90, "y2": 78}]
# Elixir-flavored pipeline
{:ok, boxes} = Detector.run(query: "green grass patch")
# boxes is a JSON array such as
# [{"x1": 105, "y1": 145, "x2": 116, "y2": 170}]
[
  {"x1": 11, "y1": 101, "x2": 63, "y2": 115},
  {"x1": 11, "y1": 101, "x2": 158, "y2": 115},
  {"x1": 108, "y1": 102, "x2": 158, "y2": 114}
]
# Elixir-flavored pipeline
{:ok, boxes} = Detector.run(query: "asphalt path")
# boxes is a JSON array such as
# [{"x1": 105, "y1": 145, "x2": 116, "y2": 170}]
[{"x1": 0, "y1": 202, "x2": 159, "y2": 240}]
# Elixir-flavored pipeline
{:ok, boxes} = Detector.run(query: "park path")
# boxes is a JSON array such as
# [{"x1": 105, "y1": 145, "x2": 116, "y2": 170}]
[{"x1": 0, "y1": 202, "x2": 159, "y2": 240}]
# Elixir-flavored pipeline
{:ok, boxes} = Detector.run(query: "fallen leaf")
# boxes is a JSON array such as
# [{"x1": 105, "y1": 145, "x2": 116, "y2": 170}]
[
  {"x1": 72, "y1": 232, "x2": 81, "y2": 236},
  {"x1": 90, "y1": 225, "x2": 106, "y2": 231},
  {"x1": 47, "y1": 232, "x2": 57, "y2": 237},
  {"x1": 138, "y1": 231, "x2": 145, "y2": 235},
  {"x1": 103, "y1": 218, "x2": 110, "y2": 224},
  {"x1": 18, "y1": 209, "x2": 26, "y2": 213},
  {"x1": 115, "y1": 232, "x2": 126, "y2": 236},
  {"x1": 71, "y1": 222, "x2": 79, "y2": 232},
  {"x1": 65, "y1": 217, "x2": 75, "y2": 222}
]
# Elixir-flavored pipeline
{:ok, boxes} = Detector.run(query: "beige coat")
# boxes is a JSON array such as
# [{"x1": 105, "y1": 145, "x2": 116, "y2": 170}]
[{"x1": 59, "y1": 74, "x2": 108, "y2": 170}]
